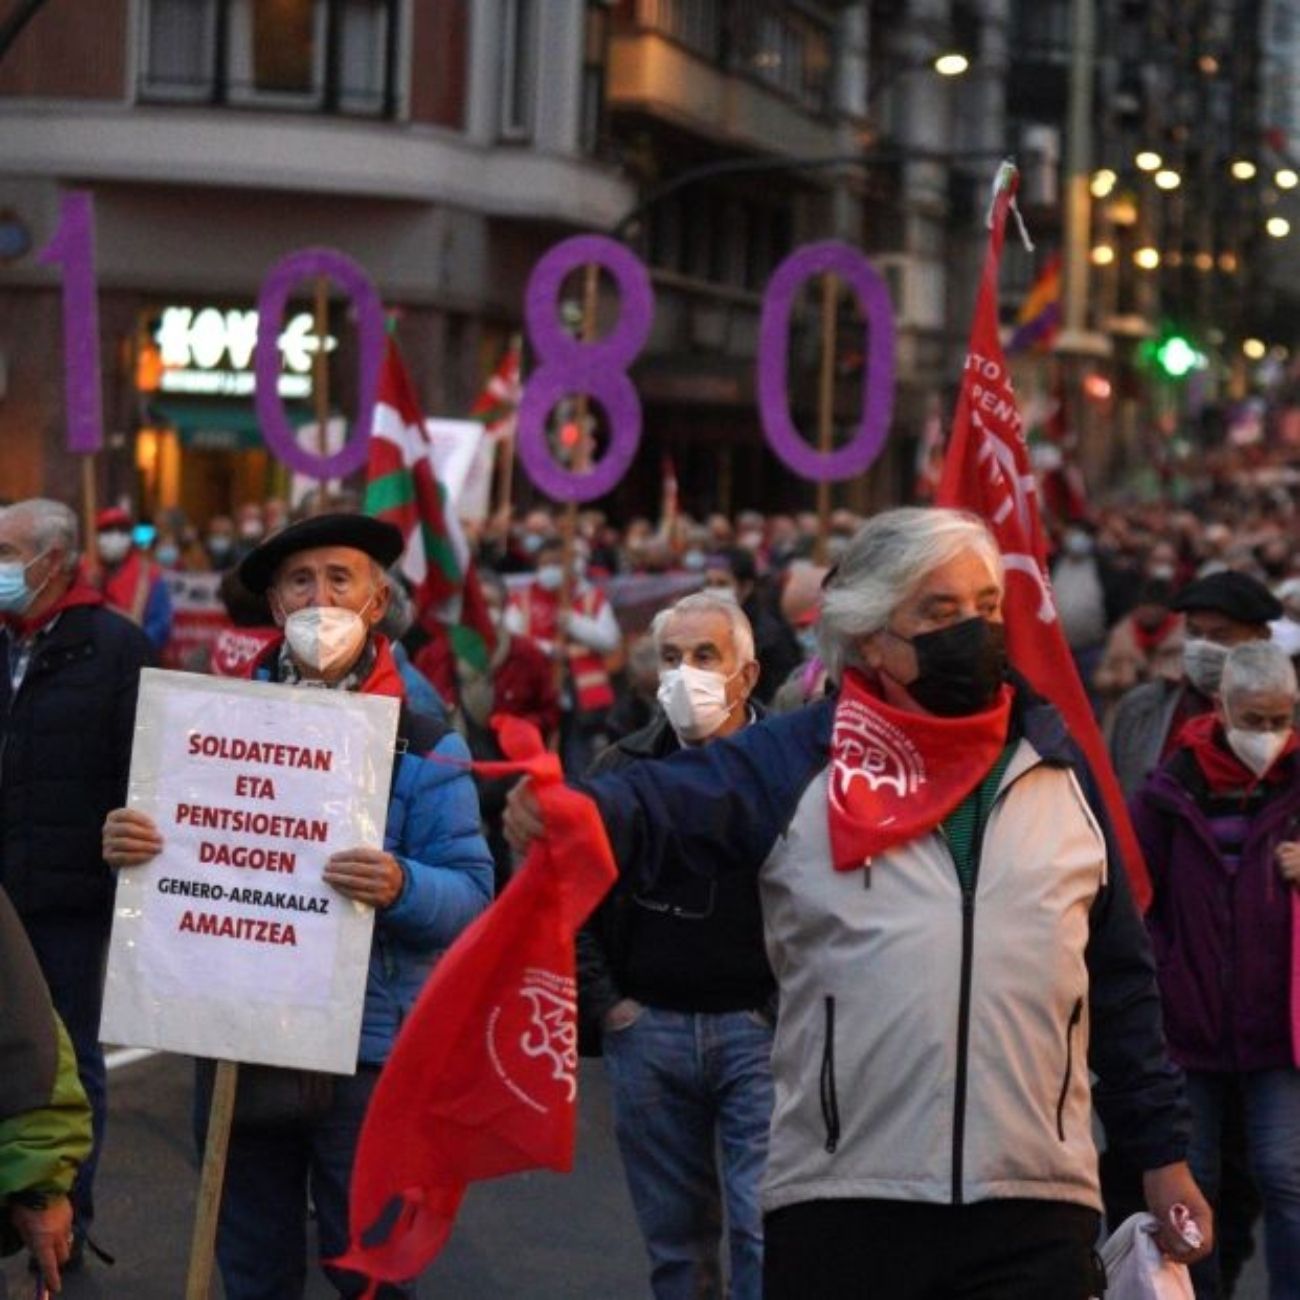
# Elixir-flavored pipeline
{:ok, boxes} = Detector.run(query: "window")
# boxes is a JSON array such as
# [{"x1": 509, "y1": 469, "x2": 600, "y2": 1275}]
[
  {"x1": 141, "y1": 0, "x2": 219, "y2": 101},
  {"x1": 729, "y1": 3, "x2": 832, "y2": 115},
  {"x1": 139, "y1": 0, "x2": 398, "y2": 116},
  {"x1": 500, "y1": 0, "x2": 537, "y2": 140},
  {"x1": 634, "y1": 0, "x2": 721, "y2": 60},
  {"x1": 227, "y1": 0, "x2": 325, "y2": 105}
]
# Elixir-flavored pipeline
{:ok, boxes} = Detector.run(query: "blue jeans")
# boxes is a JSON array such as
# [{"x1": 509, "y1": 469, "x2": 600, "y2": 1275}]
[
  {"x1": 1186, "y1": 1068, "x2": 1300, "y2": 1299},
  {"x1": 23, "y1": 914, "x2": 109, "y2": 1236},
  {"x1": 603, "y1": 1006, "x2": 775, "y2": 1300},
  {"x1": 194, "y1": 1063, "x2": 413, "y2": 1300}
]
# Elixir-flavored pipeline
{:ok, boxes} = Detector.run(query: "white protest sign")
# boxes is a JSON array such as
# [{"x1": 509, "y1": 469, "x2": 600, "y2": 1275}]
[
  {"x1": 425, "y1": 417, "x2": 493, "y2": 523},
  {"x1": 101, "y1": 669, "x2": 399, "y2": 1074}
]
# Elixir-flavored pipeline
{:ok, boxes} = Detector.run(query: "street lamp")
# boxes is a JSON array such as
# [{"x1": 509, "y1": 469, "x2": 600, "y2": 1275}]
[
  {"x1": 1243, "y1": 338, "x2": 1267, "y2": 360},
  {"x1": 932, "y1": 52, "x2": 969, "y2": 77},
  {"x1": 1134, "y1": 246, "x2": 1161, "y2": 270},
  {"x1": 1154, "y1": 169, "x2": 1181, "y2": 191},
  {"x1": 1231, "y1": 159, "x2": 1258, "y2": 181},
  {"x1": 1090, "y1": 169, "x2": 1117, "y2": 198},
  {"x1": 1090, "y1": 244, "x2": 1116, "y2": 266},
  {"x1": 1267, "y1": 215, "x2": 1291, "y2": 238},
  {"x1": 1135, "y1": 151, "x2": 1163, "y2": 172},
  {"x1": 1276, "y1": 168, "x2": 1299, "y2": 190}
]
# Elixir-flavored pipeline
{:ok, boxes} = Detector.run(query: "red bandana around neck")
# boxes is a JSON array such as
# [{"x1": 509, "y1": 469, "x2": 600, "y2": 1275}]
[
  {"x1": 1176, "y1": 712, "x2": 1297, "y2": 793},
  {"x1": 828, "y1": 670, "x2": 1014, "y2": 871}
]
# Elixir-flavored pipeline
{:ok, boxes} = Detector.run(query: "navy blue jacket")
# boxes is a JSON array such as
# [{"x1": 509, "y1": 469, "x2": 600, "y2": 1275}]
[{"x1": 0, "y1": 605, "x2": 153, "y2": 922}]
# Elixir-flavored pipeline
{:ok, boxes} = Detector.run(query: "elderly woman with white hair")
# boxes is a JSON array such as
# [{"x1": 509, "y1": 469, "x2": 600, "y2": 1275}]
[
  {"x1": 508, "y1": 505, "x2": 1210, "y2": 1298},
  {"x1": 1133, "y1": 639, "x2": 1300, "y2": 1298}
]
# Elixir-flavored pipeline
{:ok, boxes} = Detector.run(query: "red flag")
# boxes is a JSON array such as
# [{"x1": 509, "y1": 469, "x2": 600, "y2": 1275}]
[
  {"x1": 333, "y1": 717, "x2": 617, "y2": 1293},
  {"x1": 937, "y1": 165, "x2": 1152, "y2": 913}
]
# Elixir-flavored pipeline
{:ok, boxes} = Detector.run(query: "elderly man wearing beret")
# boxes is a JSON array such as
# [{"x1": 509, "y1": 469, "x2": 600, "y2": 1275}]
[{"x1": 103, "y1": 514, "x2": 494, "y2": 1300}]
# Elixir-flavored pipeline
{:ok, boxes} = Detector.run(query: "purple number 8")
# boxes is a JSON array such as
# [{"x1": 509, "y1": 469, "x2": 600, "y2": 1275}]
[
  {"x1": 517, "y1": 236, "x2": 654, "y2": 503},
  {"x1": 254, "y1": 248, "x2": 385, "y2": 480},
  {"x1": 757, "y1": 241, "x2": 896, "y2": 483}
]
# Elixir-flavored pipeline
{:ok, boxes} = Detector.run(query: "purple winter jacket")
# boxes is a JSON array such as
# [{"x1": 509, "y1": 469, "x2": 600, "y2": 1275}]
[{"x1": 1130, "y1": 751, "x2": 1300, "y2": 1073}]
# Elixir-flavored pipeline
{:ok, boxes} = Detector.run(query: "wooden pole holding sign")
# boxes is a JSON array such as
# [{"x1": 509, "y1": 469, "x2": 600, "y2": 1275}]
[
  {"x1": 813, "y1": 273, "x2": 839, "y2": 566},
  {"x1": 554, "y1": 263, "x2": 600, "y2": 698},
  {"x1": 313, "y1": 276, "x2": 332, "y2": 464},
  {"x1": 80, "y1": 456, "x2": 99, "y2": 576},
  {"x1": 185, "y1": 1059, "x2": 239, "y2": 1300}
]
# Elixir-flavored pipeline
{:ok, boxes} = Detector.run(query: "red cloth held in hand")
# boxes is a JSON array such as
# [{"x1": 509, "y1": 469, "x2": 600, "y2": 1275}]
[{"x1": 333, "y1": 714, "x2": 616, "y2": 1294}]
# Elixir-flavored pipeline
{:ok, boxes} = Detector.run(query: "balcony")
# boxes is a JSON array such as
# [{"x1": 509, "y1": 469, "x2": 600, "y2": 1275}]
[{"x1": 606, "y1": 0, "x2": 841, "y2": 157}]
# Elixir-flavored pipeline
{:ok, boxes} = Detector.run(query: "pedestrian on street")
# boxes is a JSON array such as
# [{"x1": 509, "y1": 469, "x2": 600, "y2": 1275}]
[
  {"x1": 92, "y1": 505, "x2": 174, "y2": 652},
  {"x1": 0, "y1": 882, "x2": 93, "y2": 1296},
  {"x1": 102, "y1": 513, "x2": 495, "y2": 1300},
  {"x1": 0, "y1": 498, "x2": 153, "y2": 1266},
  {"x1": 1133, "y1": 640, "x2": 1300, "y2": 1298},
  {"x1": 578, "y1": 591, "x2": 771, "y2": 1299},
  {"x1": 507, "y1": 507, "x2": 1212, "y2": 1299}
]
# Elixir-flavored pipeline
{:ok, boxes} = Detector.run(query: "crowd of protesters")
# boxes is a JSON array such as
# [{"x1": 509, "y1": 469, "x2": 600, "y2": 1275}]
[{"x1": 5, "y1": 463, "x2": 1300, "y2": 1297}]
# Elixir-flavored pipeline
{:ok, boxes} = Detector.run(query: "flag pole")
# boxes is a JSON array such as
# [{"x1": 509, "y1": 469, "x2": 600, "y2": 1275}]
[
  {"x1": 185, "y1": 1060, "x2": 239, "y2": 1300},
  {"x1": 813, "y1": 272, "x2": 839, "y2": 566},
  {"x1": 555, "y1": 265, "x2": 599, "y2": 697}
]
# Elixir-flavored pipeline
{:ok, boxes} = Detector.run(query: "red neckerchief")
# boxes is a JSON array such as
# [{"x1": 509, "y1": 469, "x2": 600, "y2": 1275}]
[
  {"x1": 1175, "y1": 712, "x2": 1298, "y2": 793},
  {"x1": 828, "y1": 670, "x2": 1014, "y2": 871},
  {"x1": 245, "y1": 632, "x2": 406, "y2": 698},
  {"x1": 4, "y1": 574, "x2": 104, "y2": 640},
  {"x1": 1132, "y1": 612, "x2": 1178, "y2": 655}
]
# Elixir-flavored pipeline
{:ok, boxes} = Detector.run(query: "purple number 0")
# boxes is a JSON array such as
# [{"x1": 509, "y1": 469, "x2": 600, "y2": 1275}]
[
  {"x1": 254, "y1": 248, "x2": 385, "y2": 480},
  {"x1": 517, "y1": 236, "x2": 653, "y2": 502},
  {"x1": 758, "y1": 241, "x2": 896, "y2": 482},
  {"x1": 38, "y1": 192, "x2": 104, "y2": 455}
]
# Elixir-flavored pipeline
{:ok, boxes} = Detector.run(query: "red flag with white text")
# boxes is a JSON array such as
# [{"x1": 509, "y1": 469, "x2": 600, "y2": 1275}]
[
  {"x1": 936, "y1": 165, "x2": 1152, "y2": 912},
  {"x1": 333, "y1": 717, "x2": 617, "y2": 1294}
]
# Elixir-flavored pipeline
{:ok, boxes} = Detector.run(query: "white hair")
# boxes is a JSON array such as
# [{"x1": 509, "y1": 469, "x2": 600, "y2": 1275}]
[
  {"x1": 650, "y1": 591, "x2": 756, "y2": 665},
  {"x1": 1221, "y1": 640, "x2": 1297, "y2": 701},
  {"x1": 0, "y1": 498, "x2": 79, "y2": 572},
  {"x1": 817, "y1": 507, "x2": 1003, "y2": 681}
]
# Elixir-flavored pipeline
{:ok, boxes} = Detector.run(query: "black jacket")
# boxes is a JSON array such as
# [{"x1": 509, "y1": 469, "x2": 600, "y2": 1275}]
[
  {"x1": 576, "y1": 705, "x2": 774, "y2": 1055},
  {"x1": 0, "y1": 605, "x2": 153, "y2": 921}
]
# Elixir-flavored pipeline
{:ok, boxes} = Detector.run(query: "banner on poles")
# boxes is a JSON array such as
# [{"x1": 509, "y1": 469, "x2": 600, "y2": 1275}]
[
  {"x1": 160, "y1": 570, "x2": 226, "y2": 671},
  {"x1": 101, "y1": 669, "x2": 399, "y2": 1073}
]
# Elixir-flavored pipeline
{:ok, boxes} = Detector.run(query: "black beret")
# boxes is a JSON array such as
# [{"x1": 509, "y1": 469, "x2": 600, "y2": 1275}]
[
  {"x1": 237, "y1": 513, "x2": 404, "y2": 594},
  {"x1": 1171, "y1": 570, "x2": 1282, "y2": 624}
]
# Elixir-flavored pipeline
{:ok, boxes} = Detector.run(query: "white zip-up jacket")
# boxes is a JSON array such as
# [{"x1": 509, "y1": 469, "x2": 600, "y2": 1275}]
[{"x1": 582, "y1": 686, "x2": 1189, "y2": 1214}]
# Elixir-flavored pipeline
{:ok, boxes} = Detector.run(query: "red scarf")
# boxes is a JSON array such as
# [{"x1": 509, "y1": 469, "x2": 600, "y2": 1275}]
[
  {"x1": 1175, "y1": 712, "x2": 1297, "y2": 793},
  {"x1": 4, "y1": 573, "x2": 103, "y2": 640},
  {"x1": 1132, "y1": 612, "x2": 1178, "y2": 656},
  {"x1": 828, "y1": 670, "x2": 1014, "y2": 871}
]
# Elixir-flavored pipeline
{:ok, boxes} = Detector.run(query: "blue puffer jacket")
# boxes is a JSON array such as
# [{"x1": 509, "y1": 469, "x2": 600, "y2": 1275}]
[{"x1": 251, "y1": 637, "x2": 494, "y2": 1065}]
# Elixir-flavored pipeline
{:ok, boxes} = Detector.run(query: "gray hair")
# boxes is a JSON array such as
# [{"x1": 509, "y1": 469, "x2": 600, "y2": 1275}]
[
  {"x1": 0, "y1": 498, "x2": 79, "y2": 572},
  {"x1": 650, "y1": 591, "x2": 756, "y2": 665},
  {"x1": 1221, "y1": 640, "x2": 1297, "y2": 701},
  {"x1": 376, "y1": 566, "x2": 411, "y2": 640},
  {"x1": 817, "y1": 507, "x2": 1003, "y2": 681}
]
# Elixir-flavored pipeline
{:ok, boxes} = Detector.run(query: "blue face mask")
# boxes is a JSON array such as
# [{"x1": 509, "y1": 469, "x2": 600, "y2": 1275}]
[
  {"x1": 155, "y1": 544, "x2": 181, "y2": 568},
  {"x1": 0, "y1": 550, "x2": 50, "y2": 615}
]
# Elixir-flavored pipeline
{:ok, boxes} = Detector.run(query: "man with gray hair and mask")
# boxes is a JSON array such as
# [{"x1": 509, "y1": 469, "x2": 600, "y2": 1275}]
[
  {"x1": 103, "y1": 513, "x2": 493, "y2": 1300},
  {"x1": 0, "y1": 498, "x2": 153, "y2": 1267},
  {"x1": 510, "y1": 506, "x2": 1211, "y2": 1298},
  {"x1": 577, "y1": 590, "x2": 770, "y2": 1300}
]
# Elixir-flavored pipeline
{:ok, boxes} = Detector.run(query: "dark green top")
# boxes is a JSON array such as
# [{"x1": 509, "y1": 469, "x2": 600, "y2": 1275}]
[{"x1": 941, "y1": 742, "x2": 1017, "y2": 892}]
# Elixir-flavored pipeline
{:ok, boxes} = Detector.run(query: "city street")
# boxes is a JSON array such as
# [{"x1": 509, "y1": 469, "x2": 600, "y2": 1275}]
[
  {"x1": 0, "y1": 1051, "x2": 1269, "y2": 1299},
  {"x1": 1, "y1": 1052, "x2": 646, "y2": 1299}
]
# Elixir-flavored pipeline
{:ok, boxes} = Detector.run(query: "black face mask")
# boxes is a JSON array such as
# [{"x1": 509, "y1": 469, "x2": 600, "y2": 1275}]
[{"x1": 888, "y1": 617, "x2": 1008, "y2": 717}]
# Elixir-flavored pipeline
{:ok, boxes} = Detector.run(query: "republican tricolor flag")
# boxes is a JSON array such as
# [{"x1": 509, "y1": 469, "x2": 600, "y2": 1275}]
[
  {"x1": 364, "y1": 338, "x2": 495, "y2": 671},
  {"x1": 937, "y1": 164, "x2": 1152, "y2": 912}
]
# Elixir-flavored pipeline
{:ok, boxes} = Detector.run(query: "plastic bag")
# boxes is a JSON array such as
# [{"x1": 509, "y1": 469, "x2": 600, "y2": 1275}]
[{"x1": 1099, "y1": 1213, "x2": 1196, "y2": 1300}]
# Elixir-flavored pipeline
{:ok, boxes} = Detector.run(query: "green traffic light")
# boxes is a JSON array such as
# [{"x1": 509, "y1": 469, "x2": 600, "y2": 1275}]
[{"x1": 1156, "y1": 335, "x2": 1198, "y2": 378}]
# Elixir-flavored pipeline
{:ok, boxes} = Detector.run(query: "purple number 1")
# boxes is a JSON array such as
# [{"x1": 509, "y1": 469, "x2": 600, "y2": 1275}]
[{"x1": 37, "y1": 192, "x2": 104, "y2": 454}]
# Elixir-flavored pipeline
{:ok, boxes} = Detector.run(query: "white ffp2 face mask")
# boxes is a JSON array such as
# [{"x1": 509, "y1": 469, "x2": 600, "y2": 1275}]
[
  {"x1": 1225, "y1": 726, "x2": 1289, "y2": 777},
  {"x1": 283, "y1": 604, "x2": 369, "y2": 678},
  {"x1": 657, "y1": 663, "x2": 738, "y2": 742}
]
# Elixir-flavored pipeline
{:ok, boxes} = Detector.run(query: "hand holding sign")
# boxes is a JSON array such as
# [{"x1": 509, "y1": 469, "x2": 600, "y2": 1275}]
[
  {"x1": 322, "y1": 846, "x2": 403, "y2": 909},
  {"x1": 103, "y1": 807, "x2": 164, "y2": 868}
]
